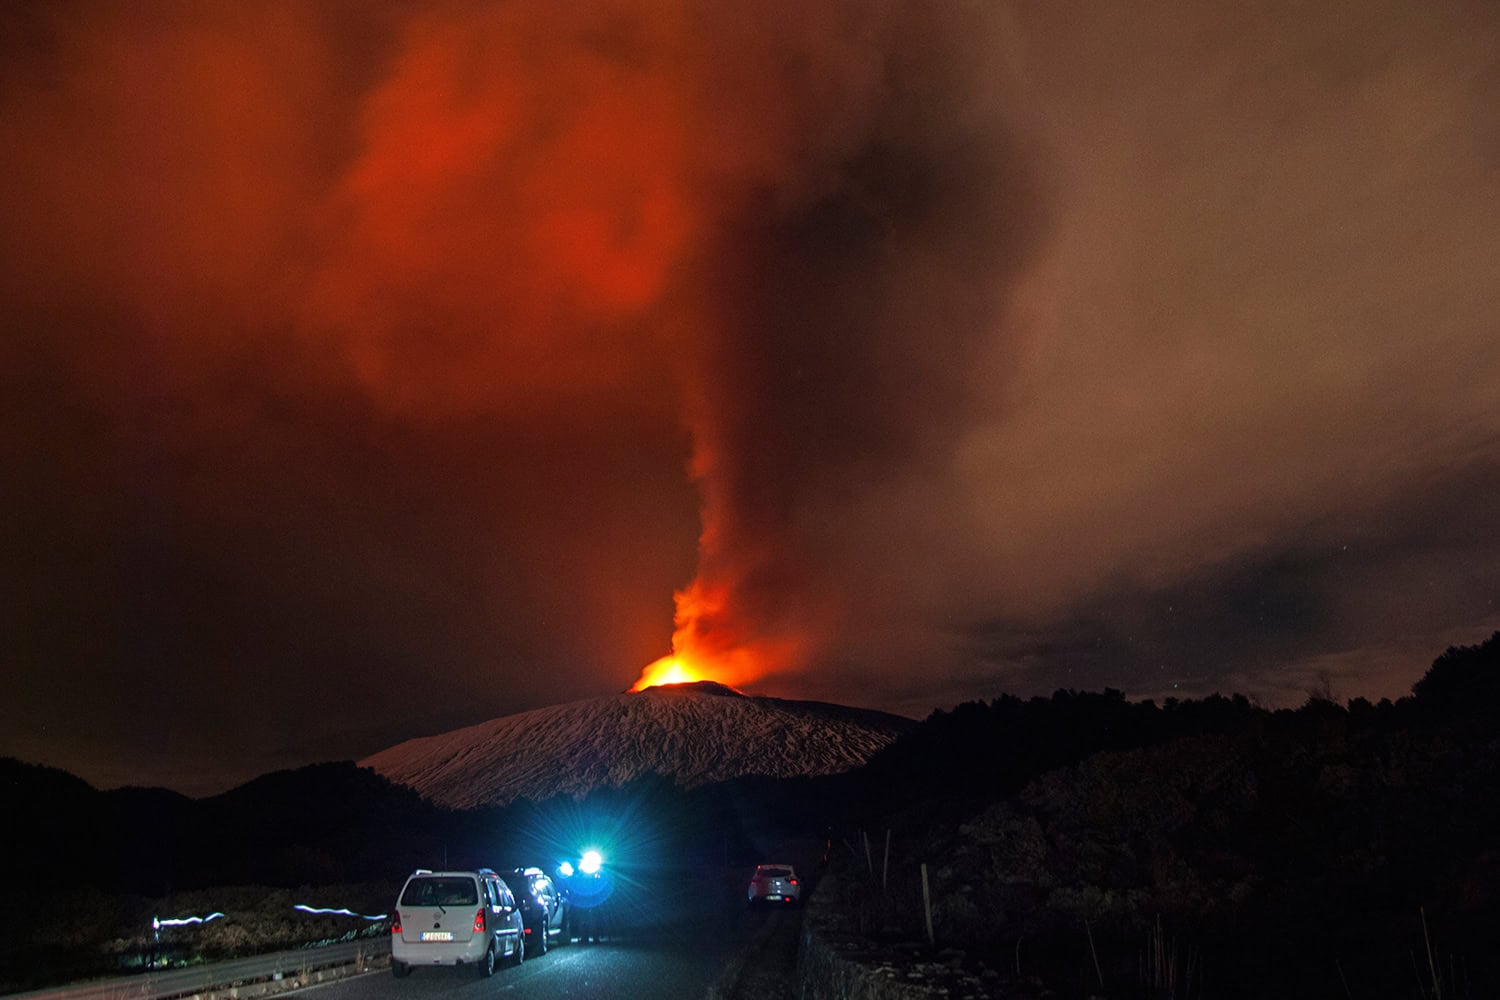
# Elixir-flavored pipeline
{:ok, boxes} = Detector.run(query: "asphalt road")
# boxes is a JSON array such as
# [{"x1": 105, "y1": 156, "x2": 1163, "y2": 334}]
[
  {"x1": 8, "y1": 843, "x2": 824, "y2": 1000},
  {"x1": 309, "y1": 849, "x2": 818, "y2": 1000},
  {"x1": 327, "y1": 936, "x2": 726, "y2": 1000},
  {"x1": 311, "y1": 910, "x2": 801, "y2": 1000}
]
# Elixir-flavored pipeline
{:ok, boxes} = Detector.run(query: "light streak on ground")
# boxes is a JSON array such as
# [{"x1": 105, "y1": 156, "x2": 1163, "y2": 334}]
[
  {"x1": 294, "y1": 904, "x2": 389, "y2": 920},
  {"x1": 153, "y1": 912, "x2": 224, "y2": 929}
]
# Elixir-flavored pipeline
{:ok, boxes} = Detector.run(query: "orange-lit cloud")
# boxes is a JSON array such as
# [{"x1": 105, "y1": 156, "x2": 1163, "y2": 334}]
[{"x1": 301, "y1": 4, "x2": 707, "y2": 416}]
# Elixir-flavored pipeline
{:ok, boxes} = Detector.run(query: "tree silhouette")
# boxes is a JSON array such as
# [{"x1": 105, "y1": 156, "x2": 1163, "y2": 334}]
[{"x1": 1411, "y1": 630, "x2": 1500, "y2": 705}]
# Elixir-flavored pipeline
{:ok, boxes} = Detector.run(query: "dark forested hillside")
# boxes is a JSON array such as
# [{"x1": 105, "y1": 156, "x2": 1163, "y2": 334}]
[
  {"x1": 0, "y1": 760, "x2": 446, "y2": 894},
  {"x1": 820, "y1": 632, "x2": 1500, "y2": 999}
]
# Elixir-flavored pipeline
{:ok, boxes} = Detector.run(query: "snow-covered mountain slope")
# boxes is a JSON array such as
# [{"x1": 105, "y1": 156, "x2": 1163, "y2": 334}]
[{"x1": 359, "y1": 681, "x2": 914, "y2": 809}]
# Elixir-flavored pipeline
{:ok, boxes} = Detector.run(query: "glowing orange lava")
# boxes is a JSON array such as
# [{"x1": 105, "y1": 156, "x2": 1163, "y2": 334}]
[
  {"x1": 630, "y1": 578, "x2": 738, "y2": 691},
  {"x1": 629, "y1": 655, "x2": 708, "y2": 691},
  {"x1": 630, "y1": 578, "x2": 799, "y2": 692}
]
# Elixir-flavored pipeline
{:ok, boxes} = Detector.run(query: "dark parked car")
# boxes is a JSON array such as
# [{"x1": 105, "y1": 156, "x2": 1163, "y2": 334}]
[{"x1": 500, "y1": 867, "x2": 570, "y2": 954}]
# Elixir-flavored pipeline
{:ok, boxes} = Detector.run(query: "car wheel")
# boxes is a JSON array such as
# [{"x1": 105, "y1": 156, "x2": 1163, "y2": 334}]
[
  {"x1": 534, "y1": 918, "x2": 549, "y2": 955},
  {"x1": 391, "y1": 961, "x2": 411, "y2": 978},
  {"x1": 478, "y1": 942, "x2": 496, "y2": 978},
  {"x1": 509, "y1": 932, "x2": 525, "y2": 967}
]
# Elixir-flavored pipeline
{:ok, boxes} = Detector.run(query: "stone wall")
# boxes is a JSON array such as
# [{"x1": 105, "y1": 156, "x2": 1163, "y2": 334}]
[{"x1": 796, "y1": 874, "x2": 939, "y2": 1000}]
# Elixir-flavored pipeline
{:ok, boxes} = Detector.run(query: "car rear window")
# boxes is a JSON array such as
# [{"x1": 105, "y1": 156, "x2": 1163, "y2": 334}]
[
  {"x1": 400, "y1": 876, "x2": 478, "y2": 906},
  {"x1": 757, "y1": 867, "x2": 792, "y2": 878}
]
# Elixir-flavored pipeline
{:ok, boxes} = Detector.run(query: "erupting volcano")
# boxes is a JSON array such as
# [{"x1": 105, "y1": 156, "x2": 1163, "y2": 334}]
[
  {"x1": 630, "y1": 656, "x2": 707, "y2": 691},
  {"x1": 628, "y1": 580, "x2": 740, "y2": 692},
  {"x1": 629, "y1": 578, "x2": 799, "y2": 693}
]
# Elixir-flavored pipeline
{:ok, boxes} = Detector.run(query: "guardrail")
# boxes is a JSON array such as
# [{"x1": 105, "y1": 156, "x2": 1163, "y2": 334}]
[{"x1": 8, "y1": 938, "x2": 390, "y2": 1000}]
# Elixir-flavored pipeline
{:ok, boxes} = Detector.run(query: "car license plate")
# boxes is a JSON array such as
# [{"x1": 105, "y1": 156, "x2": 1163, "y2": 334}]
[
  {"x1": 420, "y1": 931, "x2": 453, "y2": 941},
  {"x1": 766, "y1": 894, "x2": 782, "y2": 901}
]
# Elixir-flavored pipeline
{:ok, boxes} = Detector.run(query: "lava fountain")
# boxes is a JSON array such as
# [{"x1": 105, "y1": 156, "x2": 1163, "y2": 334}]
[{"x1": 629, "y1": 577, "x2": 797, "y2": 692}]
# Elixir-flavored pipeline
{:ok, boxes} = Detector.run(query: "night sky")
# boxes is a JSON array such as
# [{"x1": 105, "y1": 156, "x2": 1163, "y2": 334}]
[{"x1": 4, "y1": 1, "x2": 1499, "y2": 796}]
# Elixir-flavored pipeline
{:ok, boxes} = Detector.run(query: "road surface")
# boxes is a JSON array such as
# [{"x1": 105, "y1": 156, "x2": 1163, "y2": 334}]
[
  {"x1": 9, "y1": 847, "x2": 821, "y2": 1000},
  {"x1": 310, "y1": 907, "x2": 803, "y2": 1000},
  {"x1": 312, "y1": 850, "x2": 818, "y2": 1000}
]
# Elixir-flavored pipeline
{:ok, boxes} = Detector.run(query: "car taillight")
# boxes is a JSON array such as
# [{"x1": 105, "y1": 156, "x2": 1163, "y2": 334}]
[
  {"x1": 789, "y1": 879, "x2": 798, "y2": 885},
  {"x1": 391, "y1": 913, "x2": 402, "y2": 934},
  {"x1": 473, "y1": 908, "x2": 486, "y2": 933}
]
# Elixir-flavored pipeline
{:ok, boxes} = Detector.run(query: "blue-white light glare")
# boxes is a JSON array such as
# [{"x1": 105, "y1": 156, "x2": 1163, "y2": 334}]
[
  {"x1": 558, "y1": 861, "x2": 575, "y2": 877},
  {"x1": 579, "y1": 849, "x2": 603, "y2": 875}
]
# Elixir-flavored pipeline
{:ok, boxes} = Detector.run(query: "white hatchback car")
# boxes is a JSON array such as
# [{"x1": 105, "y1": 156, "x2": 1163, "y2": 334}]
[
  {"x1": 391, "y1": 869, "x2": 526, "y2": 978},
  {"x1": 747, "y1": 864, "x2": 801, "y2": 907}
]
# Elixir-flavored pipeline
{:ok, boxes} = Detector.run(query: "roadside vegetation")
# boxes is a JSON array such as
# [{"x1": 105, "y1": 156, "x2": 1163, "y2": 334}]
[{"x1": 0, "y1": 883, "x2": 395, "y2": 993}]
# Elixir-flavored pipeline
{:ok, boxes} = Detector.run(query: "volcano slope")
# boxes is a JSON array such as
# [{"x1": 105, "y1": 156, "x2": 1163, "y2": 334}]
[{"x1": 360, "y1": 681, "x2": 913, "y2": 809}]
